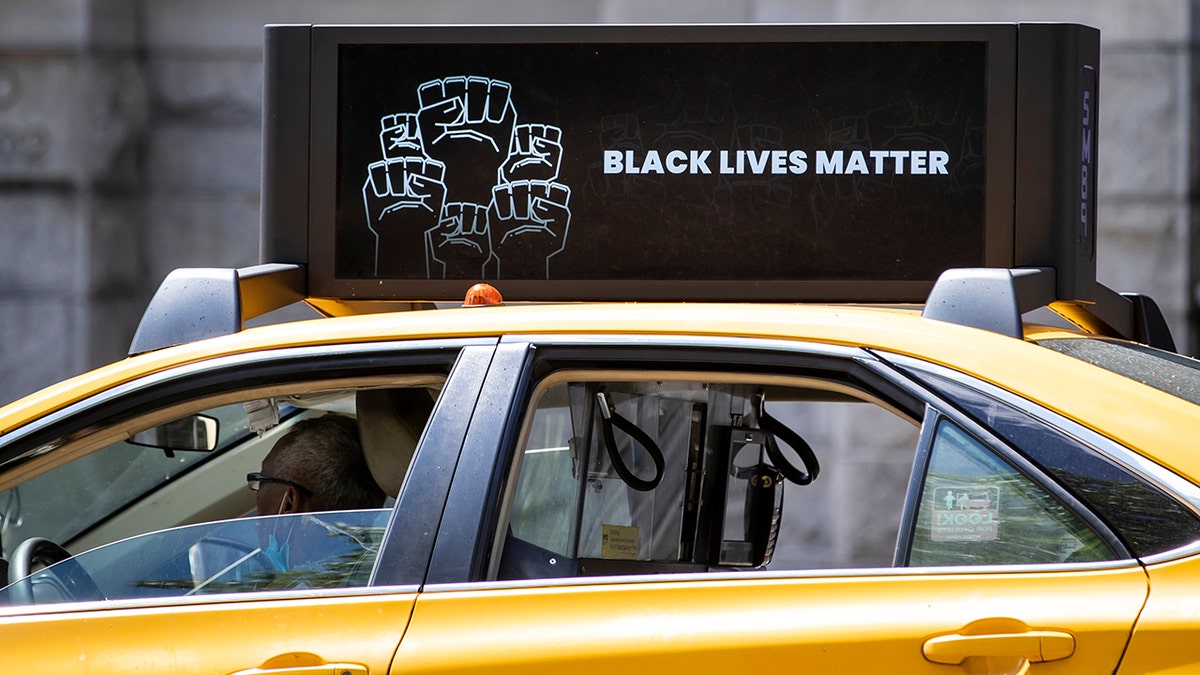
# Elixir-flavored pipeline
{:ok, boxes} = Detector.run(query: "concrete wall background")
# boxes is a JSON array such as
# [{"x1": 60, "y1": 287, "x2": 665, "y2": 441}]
[{"x1": 0, "y1": 0, "x2": 1196, "y2": 405}]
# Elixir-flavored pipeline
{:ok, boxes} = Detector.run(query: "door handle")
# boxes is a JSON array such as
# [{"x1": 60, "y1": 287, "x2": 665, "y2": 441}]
[
  {"x1": 230, "y1": 653, "x2": 368, "y2": 675},
  {"x1": 231, "y1": 662, "x2": 362, "y2": 672},
  {"x1": 923, "y1": 630, "x2": 1075, "y2": 665},
  {"x1": 232, "y1": 667, "x2": 365, "y2": 675}
]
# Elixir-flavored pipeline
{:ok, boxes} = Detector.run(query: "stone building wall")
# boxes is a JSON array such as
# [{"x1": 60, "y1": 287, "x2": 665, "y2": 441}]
[{"x1": 0, "y1": 0, "x2": 1196, "y2": 405}]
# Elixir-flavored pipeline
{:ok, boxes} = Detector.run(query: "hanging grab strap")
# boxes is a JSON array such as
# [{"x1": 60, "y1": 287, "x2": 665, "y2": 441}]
[
  {"x1": 595, "y1": 391, "x2": 666, "y2": 492},
  {"x1": 754, "y1": 388, "x2": 820, "y2": 485}
]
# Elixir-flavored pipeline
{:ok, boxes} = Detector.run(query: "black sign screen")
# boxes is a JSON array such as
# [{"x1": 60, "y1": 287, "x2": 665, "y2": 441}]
[{"x1": 333, "y1": 40, "x2": 988, "y2": 285}]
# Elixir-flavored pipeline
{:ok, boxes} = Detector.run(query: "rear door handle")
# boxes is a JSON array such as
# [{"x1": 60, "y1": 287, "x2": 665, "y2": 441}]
[
  {"x1": 231, "y1": 654, "x2": 368, "y2": 675},
  {"x1": 923, "y1": 630, "x2": 1075, "y2": 665},
  {"x1": 231, "y1": 662, "x2": 362, "y2": 667}
]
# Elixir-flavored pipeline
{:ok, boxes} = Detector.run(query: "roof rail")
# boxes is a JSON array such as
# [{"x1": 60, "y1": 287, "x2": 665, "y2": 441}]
[
  {"x1": 922, "y1": 267, "x2": 1176, "y2": 352},
  {"x1": 128, "y1": 264, "x2": 305, "y2": 356}
]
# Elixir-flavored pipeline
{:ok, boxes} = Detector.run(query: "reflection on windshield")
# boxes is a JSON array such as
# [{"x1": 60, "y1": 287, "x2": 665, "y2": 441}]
[{"x1": 0, "y1": 509, "x2": 390, "y2": 607}]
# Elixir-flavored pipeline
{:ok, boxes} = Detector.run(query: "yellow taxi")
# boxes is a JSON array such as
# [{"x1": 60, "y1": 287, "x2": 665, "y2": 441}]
[{"x1": 1, "y1": 21, "x2": 1198, "y2": 675}]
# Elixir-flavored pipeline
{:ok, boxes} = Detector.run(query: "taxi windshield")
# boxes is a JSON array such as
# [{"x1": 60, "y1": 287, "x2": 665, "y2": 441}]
[{"x1": 1037, "y1": 338, "x2": 1200, "y2": 405}]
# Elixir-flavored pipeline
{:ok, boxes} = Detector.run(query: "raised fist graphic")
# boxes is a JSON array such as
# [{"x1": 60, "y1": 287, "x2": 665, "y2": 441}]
[
  {"x1": 417, "y1": 76, "x2": 518, "y2": 204},
  {"x1": 491, "y1": 180, "x2": 571, "y2": 279},
  {"x1": 501, "y1": 124, "x2": 563, "y2": 183},
  {"x1": 426, "y1": 202, "x2": 492, "y2": 279},
  {"x1": 363, "y1": 156, "x2": 447, "y2": 277},
  {"x1": 598, "y1": 113, "x2": 641, "y2": 152},
  {"x1": 379, "y1": 113, "x2": 422, "y2": 159}
]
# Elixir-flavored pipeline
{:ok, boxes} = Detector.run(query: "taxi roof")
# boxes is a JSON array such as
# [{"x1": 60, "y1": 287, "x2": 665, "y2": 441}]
[{"x1": 6, "y1": 300, "x2": 1200, "y2": 484}]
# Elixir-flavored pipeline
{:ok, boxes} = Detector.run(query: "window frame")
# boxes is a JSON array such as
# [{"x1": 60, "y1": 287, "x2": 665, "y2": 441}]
[
  {"x1": 431, "y1": 335, "x2": 1067, "y2": 588},
  {"x1": 0, "y1": 337, "x2": 497, "y2": 612},
  {"x1": 423, "y1": 335, "x2": 1155, "y2": 591},
  {"x1": 859, "y1": 356, "x2": 1132, "y2": 565},
  {"x1": 878, "y1": 350, "x2": 1200, "y2": 563}
]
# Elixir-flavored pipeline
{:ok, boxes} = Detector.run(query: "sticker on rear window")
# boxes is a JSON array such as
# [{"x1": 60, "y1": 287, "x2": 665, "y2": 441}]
[{"x1": 931, "y1": 486, "x2": 999, "y2": 542}]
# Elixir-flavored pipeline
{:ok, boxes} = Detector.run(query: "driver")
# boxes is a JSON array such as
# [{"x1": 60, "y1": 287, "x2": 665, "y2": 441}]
[{"x1": 248, "y1": 414, "x2": 385, "y2": 515}]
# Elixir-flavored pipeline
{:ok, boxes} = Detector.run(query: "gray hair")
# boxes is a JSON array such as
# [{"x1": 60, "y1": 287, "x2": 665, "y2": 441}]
[{"x1": 269, "y1": 414, "x2": 385, "y2": 510}]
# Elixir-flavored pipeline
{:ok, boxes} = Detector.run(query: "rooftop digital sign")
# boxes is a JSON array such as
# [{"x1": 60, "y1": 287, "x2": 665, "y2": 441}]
[{"x1": 262, "y1": 23, "x2": 1098, "y2": 303}]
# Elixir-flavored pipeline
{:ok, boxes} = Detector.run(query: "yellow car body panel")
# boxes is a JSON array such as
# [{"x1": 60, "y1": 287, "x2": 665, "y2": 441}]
[
  {"x1": 0, "y1": 302, "x2": 1192, "y2": 673},
  {"x1": 0, "y1": 591, "x2": 415, "y2": 674},
  {"x1": 1120, "y1": 555, "x2": 1200, "y2": 673},
  {"x1": 399, "y1": 567, "x2": 1147, "y2": 673}
]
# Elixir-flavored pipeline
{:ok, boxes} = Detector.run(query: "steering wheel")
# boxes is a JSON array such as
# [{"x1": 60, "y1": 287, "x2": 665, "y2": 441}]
[{"x1": 7, "y1": 537, "x2": 103, "y2": 605}]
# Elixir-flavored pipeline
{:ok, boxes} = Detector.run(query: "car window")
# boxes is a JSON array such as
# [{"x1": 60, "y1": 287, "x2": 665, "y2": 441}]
[
  {"x1": 901, "y1": 364, "x2": 1200, "y2": 557},
  {"x1": 908, "y1": 418, "x2": 1113, "y2": 566},
  {"x1": 0, "y1": 509, "x2": 390, "y2": 606},
  {"x1": 500, "y1": 373, "x2": 894, "y2": 579},
  {"x1": 0, "y1": 370, "x2": 449, "y2": 608},
  {"x1": 497, "y1": 366, "x2": 1125, "y2": 582}
]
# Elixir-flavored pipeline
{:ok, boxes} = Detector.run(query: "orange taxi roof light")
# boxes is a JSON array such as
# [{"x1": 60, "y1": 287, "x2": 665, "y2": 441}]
[{"x1": 463, "y1": 283, "x2": 504, "y2": 307}]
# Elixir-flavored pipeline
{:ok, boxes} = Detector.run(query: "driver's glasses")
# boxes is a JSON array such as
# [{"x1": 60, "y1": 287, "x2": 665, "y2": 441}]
[{"x1": 246, "y1": 472, "x2": 312, "y2": 496}]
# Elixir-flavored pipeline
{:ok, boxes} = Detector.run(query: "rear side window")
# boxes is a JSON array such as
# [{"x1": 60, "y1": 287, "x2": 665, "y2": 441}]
[
  {"x1": 910, "y1": 418, "x2": 1113, "y2": 566},
  {"x1": 908, "y1": 367, "x2": 1200, "y2": 557},
  {"x1": 494, "y1": 362, "x2": 1126, "y2": 583}
]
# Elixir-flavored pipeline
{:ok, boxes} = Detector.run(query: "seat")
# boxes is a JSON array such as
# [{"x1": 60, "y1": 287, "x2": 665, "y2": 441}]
[{"x1": 355, "y1": 388, "x2": 436, "y2": 497}]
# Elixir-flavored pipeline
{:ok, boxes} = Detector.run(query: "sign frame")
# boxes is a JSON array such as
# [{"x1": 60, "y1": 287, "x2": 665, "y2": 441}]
[{"x1": 261, "y1": 23, "x2": 1097, "y2": 303}]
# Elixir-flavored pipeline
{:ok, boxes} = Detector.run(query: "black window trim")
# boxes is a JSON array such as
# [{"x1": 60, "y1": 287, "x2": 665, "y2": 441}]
[
  {"x1": 424, "y1": 341, "x2": 538, "y2": 585},
  {"x1": 372, "y1": 343, "x2": 503, "y2": 587},
  {"x1": 892, "y1": 404, "x2": 939, "y2": 567}
]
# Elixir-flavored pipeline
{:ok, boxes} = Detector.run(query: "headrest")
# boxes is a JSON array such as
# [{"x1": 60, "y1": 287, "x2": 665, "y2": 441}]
[{"x1": 355, "y1": 388, "x2": 435, "y2": 497}]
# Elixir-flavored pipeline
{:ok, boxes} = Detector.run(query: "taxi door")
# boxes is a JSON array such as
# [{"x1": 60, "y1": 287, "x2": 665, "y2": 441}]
[
  {"x1": 394, "y1": 567, "x2": 1146, "y2": 674},
  {"x1": 0, "y1": 594, "x2": 418, "y2": 674},
  {"x1": 0, "y1": 343, "x2": 497, "y2": 674},
  {"x1": 390, "y1": 339, "x2": 1149, "y2": 674}
]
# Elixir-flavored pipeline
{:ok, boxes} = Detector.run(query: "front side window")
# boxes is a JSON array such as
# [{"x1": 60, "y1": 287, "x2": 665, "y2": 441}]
[
  {"x1": 0, "y1": 402, "x2": 281, "y2": 559},
  {"x1": 0, "y1": 365, "x2": 450, "y2": 607}
]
